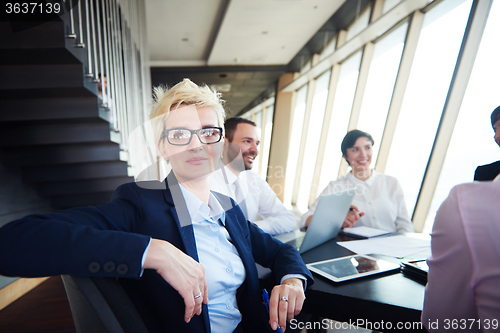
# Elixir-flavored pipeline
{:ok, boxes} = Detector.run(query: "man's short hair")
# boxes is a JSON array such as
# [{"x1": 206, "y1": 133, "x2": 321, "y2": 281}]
[
  {"x1": 149, "y1": 78, "x2": 226, "y2": 145},
  {"x1": 491, "y1": 106, "x2": 500, "y2": 127},
  {"x1": 224, "y1": 117, "x2": 256, "y2": 142}
]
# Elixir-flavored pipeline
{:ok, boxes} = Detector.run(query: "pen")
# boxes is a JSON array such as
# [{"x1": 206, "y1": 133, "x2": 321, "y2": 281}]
[{"x1": 262, "y1": 289, "x2": 283, "y2": 333}]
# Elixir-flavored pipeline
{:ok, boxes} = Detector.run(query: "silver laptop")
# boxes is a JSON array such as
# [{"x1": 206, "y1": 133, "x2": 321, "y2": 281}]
[{"x1": 289, "y1": 188, "x2": 356, "y2": 254}]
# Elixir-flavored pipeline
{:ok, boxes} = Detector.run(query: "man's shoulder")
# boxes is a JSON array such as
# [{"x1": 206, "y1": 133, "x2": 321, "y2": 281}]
[
  {"x1": 449, "y1": 178, "x2": 500, "y2": 200},
  {"x1": 243, "y1": 170, "x2": 271, "y2": 190},
  {"x1": 244, "y1": 170, "x2": 265, "y2": 180}
]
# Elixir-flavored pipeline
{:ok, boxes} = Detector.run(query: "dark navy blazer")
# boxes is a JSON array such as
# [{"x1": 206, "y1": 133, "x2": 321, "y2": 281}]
[
  {"x1": 474, "y1": 160, "x2": 500, "y2": 181},
  {"x1": 0, "y1": 173, "x2": 313, "y2": 332}
]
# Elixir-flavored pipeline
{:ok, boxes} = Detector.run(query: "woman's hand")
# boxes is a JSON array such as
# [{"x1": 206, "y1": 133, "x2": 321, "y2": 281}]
[
  {"x1": 143, "y1": 239, "x2": 208, "y2": 323},
  {"x1": 342, "y1": 205, "x2": 365, "y2": 228},
  {"x1": 268, "y1": 278, "x2": 305, "y2": 332}
]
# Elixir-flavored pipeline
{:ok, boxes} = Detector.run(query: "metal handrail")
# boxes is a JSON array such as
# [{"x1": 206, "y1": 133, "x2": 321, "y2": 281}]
[
  {"x1": 95, "y1": 0, "x2": 105, "y2": 103},
  {"x1": 108, "y1": 0, "x2": 118, "y2": 130},
  {"x1": 84, "y1": 0, "x2": 93, "y2": 77},
  {"x1": 88, "y1": 0, "x2": 99, "y2": 83},
  {"x1": 101, "y1": 0, "x2": 111, "y2": 111},
  {"x1": 66, "y1": 0, "x2": 77, "y2": 39},
  {"x1": 76, "y1": 0, "x2": 85, "y2": 47},
  {"x1": 63, "y1": 0, "x2": 149, "y2": 177}
]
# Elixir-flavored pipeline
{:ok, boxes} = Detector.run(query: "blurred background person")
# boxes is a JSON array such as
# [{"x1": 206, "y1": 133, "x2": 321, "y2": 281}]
[
  {"x1": 212, "y1": 117, "x2": 296, "y2": 235},
  {"x1": 423, "y1": 176, "x2": 500, "y2": 331},
  {"x1": 474, "y1": 105, "x2": 500, "y2": 181},
  {"x1": 300, "y1": 129, "x2": 413, "y2": 233}
]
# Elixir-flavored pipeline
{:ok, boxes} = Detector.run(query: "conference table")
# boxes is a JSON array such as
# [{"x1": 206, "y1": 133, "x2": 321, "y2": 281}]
[{"x1": 260, "y1": 231, "x2": 430, "y2": 332}]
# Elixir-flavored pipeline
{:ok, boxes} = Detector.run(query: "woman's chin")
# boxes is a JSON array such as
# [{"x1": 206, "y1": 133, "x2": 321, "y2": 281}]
[
  {"x1": 353, "y1": 165, "x2": 370, "y2": 172},
  {"x1": 174, "y1": 164, "x2": 215, "y2": 182}
]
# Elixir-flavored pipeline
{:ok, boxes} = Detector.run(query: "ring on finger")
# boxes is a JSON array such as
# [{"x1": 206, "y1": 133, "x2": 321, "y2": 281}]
[
  {"x1": 280, "y1": 296, "x2": 289, "y2": 302},
  {"x1": 194, "y1": 292, "x2": 202, "y2": 299}
]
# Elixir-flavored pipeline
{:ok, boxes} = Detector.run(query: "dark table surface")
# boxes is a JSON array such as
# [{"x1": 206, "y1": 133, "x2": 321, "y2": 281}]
[{"x1": 260, "y1": 232, "x2": 429, "y2": 332}]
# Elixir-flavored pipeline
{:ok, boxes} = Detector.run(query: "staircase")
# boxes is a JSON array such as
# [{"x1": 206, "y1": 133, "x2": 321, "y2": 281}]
[{"x1": 0, "y1": 18, "x2": 134, "y2": 209}]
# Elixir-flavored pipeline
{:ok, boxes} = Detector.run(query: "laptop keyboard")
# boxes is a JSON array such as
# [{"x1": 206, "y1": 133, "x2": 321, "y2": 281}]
[{"x1": 287, "y1": 235, "x2": 305, "y2": 250}]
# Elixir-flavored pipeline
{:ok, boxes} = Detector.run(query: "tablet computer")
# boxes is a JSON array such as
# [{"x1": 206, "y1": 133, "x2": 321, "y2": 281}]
[
  {"x1": 306, "y1": 254, "x2": 400, "y2": 282},
  {"x1": 400, "y1": 259, "x2": 429, "y2": 282}
]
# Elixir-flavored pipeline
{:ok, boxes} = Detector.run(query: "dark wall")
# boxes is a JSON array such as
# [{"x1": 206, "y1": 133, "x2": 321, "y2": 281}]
[{"x1": 0, "y1": 159, "x2": 53, "y2": 289}]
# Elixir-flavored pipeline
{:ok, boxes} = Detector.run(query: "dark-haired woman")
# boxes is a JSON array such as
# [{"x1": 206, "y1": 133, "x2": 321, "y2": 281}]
[{"x1": 300, "y1": 129, "x2": 414, "y2": 233}]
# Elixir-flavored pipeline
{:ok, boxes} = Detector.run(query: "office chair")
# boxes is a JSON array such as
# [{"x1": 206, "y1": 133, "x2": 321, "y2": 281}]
[{"x1": 61, "y1": 275, "x2": 149, "y2": 333}]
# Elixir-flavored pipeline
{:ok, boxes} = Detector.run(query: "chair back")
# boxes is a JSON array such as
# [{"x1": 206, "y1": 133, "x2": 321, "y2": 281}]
[{"x1": 61, "y1": 275, "x2": 148, "y2": 333}]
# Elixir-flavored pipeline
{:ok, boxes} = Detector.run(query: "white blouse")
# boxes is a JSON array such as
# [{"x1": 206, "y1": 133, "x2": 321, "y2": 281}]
[{"x1": 299, "y1": 170, "x2": 414, "y2": 232}]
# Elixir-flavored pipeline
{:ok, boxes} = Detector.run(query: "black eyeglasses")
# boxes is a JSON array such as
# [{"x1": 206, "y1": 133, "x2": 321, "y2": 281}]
[{"x1": 161, "y1": 127, "x2": 223, "y2": 146}]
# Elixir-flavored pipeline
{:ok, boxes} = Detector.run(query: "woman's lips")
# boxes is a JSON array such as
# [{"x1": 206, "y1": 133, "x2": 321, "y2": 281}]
[{"x1": 187, "y1": 157, "x2": 208, "y2": 165}]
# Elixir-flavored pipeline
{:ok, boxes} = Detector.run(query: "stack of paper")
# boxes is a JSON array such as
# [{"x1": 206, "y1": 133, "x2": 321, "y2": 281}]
[
  {"x1": 337, "y1": 235, "x2": 431, "y2": 259},
  {"x1": 342, "y1": 226, "x2": 391, "y2": 238}
]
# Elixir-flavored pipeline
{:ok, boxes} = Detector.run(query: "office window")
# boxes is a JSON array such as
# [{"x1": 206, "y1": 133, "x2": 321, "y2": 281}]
[
  {"x1": 384, "y1": 0, "x2": 473, "y2": 219},
  {"x1": 346, "y1": 4, "x2": 372, "y2": 41},
  {"x1": 424, "y1": 0, "x2": 500, "y2": 233},
  {"x1": 260, "y1": 104, "x2": 274, "y2": 180},
  {"x1": 317, "y1": 50, "x2": 363, "y2": 196},
  {"x1": 300, "y1": 59, "x2": 312, "y2": 74},
  {"x1": 284, "y1": 84, "x2": 308, "y2": 205},
  {"x1": 357, "y1": 21, "x2": 408, "y2": 164},
  {"x1": 320, "y1": 36, "x2": 337, "y2": 61},
  {"x1": 382, "y1": 0, "x2": 403, "y2": 14},
  {"x1": 296, "y1": 70, "x2": 331, "y2": 211}
]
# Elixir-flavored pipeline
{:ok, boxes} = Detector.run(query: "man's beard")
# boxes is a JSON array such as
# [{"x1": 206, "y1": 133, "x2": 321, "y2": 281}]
[{"x1": 243, "y1": 151, "x2": 255, "y2": 170}]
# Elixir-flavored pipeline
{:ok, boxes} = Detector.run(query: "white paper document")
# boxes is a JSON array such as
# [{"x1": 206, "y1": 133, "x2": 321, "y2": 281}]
[
  {"x1": 337, "y1": 235, "x2": 431, "y2": 258},
  {"x1": 342, "y1": 226, "x2": 391, "y2": 238}
]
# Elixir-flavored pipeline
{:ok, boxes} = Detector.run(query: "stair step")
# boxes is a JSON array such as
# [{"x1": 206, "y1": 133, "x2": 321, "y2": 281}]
[
  {"x1": 0, "y1": 21, "x2": 87, "y2": 66},
  {"x1": 0, "y1": 21, "x2": 66, "y2": 49},
  {"x1": 38, "y1": 176, "x2": 134, "y2": 196},
  {"x1": 1, "y1": 143, "x2": 123, "y2": 166},
  {"x1": 0, "y1": 86, "x2": 96, "y2": 99},
  {"x1": 0, "y1": 48, "x2": 82, "y2": 65},
  {"x1": 0, "y1": 64, "x2": 98, "y2": 99},
  {"x1": 51, "y1": 192, "x2": 115, "y2": 209},
  {"x1": 0, "y1": 121, "x2": 114, "y2": 146},
  {"x1": 0, "y1": 97, "x2": 107, "y2": 122},
  {"x1": 0, "y1": 64, "x2": 86, "y2": 90},
  {"x1": 22, "y1": 161, "x2": 129, "y2": 182}
]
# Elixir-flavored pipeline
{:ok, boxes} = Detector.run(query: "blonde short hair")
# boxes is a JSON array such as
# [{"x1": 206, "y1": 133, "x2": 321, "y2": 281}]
[{"x1": 150, "y1": 78, "x2": 226, "y2": 144}]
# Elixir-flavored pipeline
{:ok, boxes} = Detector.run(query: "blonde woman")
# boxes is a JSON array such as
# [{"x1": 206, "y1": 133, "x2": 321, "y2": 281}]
[{"x1": 0, "y1": 79, "x2": 312, "y2": 333}]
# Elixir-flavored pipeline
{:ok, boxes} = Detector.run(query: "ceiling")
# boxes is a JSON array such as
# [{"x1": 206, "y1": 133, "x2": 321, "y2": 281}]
[{"x1": 146, "y1": 0, "x2": 369, "y2": 115}]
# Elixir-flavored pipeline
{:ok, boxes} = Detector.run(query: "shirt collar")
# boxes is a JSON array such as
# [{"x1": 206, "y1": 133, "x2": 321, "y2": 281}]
[
  {"x1": 178, "y1": 184, "x2": 226, "y2": 225},
  {"x1": 223, "y1": 165, "x2": 239, "y2": 185},
  {"x1": 223, "y1": 165, "x2": 250, "y2": 185}
]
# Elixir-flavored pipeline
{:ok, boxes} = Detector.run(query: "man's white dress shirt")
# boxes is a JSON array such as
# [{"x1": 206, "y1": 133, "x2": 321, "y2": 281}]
[{"x1": 211, "y1": 167, "x2": 296, "y2": 235}]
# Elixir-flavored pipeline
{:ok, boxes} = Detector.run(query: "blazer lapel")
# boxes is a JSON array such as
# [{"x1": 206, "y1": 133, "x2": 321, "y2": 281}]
[
  {"x1": 164, "y1": 173, "x2": 210, "y2": 333},
  {"x1": 214, "y1": 190, "x2": 255, "y2": 271},
  {"x1": 163, "y1": 173, "x2": 199, "y2": 262}
]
